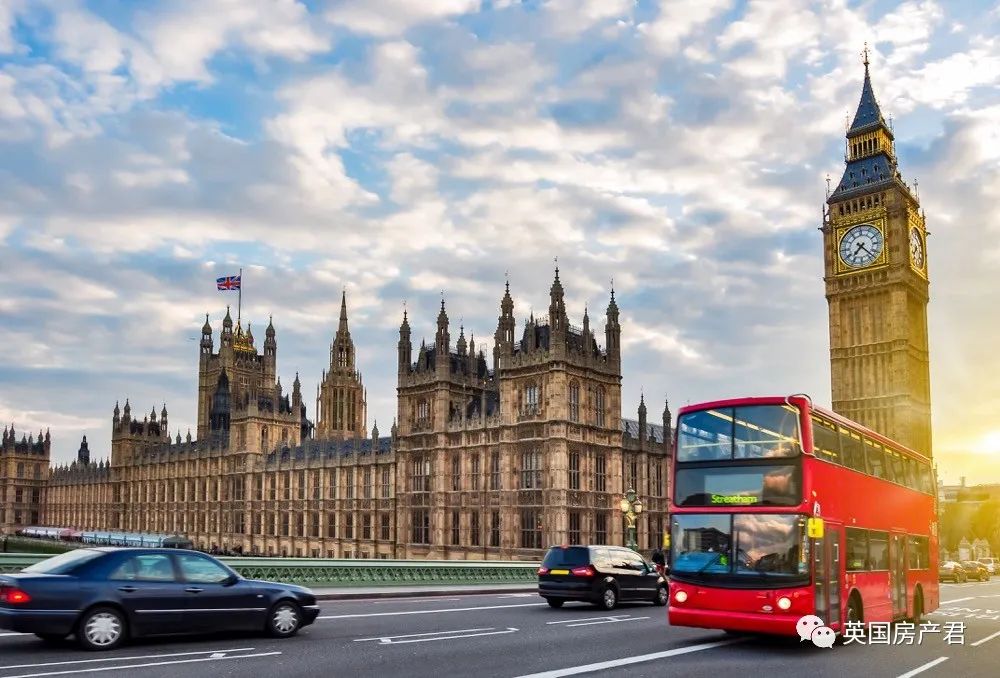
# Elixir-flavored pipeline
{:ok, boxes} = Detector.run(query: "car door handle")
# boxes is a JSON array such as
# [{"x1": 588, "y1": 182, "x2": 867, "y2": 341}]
[
  {"x1": 117, "y1": 586, "x2": 136, "y2": 593},
  {"x1": 185, "y1": 587, "x2": 204, "y2": 593}
]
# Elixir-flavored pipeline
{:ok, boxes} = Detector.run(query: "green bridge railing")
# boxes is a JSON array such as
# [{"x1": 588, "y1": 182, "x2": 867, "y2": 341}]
[{"x1": 0, "y1": 553, "x2": 539, "y2": 587}]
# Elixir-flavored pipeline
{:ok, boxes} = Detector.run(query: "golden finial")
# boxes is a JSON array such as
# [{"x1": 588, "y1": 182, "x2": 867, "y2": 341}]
[{"x1": 862, "y1": 42, "x2": 870, "y2": 72}]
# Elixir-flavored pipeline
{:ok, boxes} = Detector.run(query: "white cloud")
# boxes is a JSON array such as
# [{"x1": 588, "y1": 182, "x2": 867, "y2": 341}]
[
  {"x1": 325, "y1": 0, "x2": 480, "y2": 37},
  {"x1": 0, "y1": 0, "x2": 24, "y2": 54},
  {"x1": 135, "y1": 0, "x2": 330, "y2": 84},
  {"x1": 640, "y1": 0, "x2": 731, "y2": 55}
]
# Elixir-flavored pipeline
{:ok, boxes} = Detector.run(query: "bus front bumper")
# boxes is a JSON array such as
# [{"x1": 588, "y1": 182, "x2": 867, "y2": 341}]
[{"x1": 669, "y1": 606, "x2": 805, "y2": 636}]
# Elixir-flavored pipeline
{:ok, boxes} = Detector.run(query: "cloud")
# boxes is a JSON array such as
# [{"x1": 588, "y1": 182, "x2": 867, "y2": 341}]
[
  {"x1": 1, "y1": 0, "x2": 999, "y2": 491},
  {"x1": 134, "y1": 0, "x2": 330, "y2": 85},
  {"x1": 640, "y1": 0, "x2": 732, "y2": 55},
  {"x1": 325, "y1": 0, "x2": 480, "y2": 37}
]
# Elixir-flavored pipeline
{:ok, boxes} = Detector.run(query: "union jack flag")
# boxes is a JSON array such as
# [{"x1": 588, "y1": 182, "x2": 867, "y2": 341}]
[{"x1": 216, "y1": 275, "x2": 241, "y2": 291}]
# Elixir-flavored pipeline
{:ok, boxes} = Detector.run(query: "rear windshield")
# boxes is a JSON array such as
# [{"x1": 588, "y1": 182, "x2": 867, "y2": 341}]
[
  {"x1": 21, "y1": 549, "x2": 104, "y2": 574},
  {"x1": 542, "y1": 547, "x2": 591, "y2": 568}
]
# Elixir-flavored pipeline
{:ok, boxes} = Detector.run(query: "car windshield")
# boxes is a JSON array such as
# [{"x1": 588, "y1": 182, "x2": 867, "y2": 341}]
[
  {"x1": 671, "y1": 514, "x2": 810, "y2": 587},
  {"x1": 677, "y1": 405, "x2": 801, "y2": 462},
  {"x1": 21, "y1": 549, "x2": 104, "y2": 574},
  {"x1": 542, "y1": 547, "x2": 590, "y2": 568}
]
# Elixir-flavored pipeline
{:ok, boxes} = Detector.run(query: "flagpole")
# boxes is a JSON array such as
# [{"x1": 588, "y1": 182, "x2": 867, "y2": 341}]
[{"x1": 237, "y1": 267, "x2": 243, "y2": 326}]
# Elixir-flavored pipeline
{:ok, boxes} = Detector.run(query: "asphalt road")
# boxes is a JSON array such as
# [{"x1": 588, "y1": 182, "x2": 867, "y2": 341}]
[{"x1": 2, "y1": 580, "x2": 999, "y2": 678}]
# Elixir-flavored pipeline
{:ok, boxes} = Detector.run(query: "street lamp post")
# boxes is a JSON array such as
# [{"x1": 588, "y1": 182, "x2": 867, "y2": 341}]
[{"x1": 619, "y1": 488, "x2": 643, "y2": 551}]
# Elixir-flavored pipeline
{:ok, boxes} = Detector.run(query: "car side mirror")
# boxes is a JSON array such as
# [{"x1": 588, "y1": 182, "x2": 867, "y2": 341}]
[{"x1": 222, "y1": 574, "x2": 239, "y2": 586}]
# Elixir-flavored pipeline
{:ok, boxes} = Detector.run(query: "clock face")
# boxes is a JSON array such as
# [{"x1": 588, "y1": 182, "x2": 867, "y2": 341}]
[
  {"x1": 839, "y1": 223, "x2": 884, "y2": 268},
  {"x1": 909, "y1": 227, "x2": 925, "y2": 269}
]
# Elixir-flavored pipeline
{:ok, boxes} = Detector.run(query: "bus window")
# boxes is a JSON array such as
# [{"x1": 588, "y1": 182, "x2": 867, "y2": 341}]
[
  {"x1": 918, "y1": 463, "x2": 933, "y2": 494},
  {"x1": 732, "y1": 405, "x2": 801, "y2": 459},
  {"x1": 677, "y1": 408, "x2": 734, "y2": 461},
  {"x1": 811, "y1": 417, "x2": 840, "y2": 464},
  {"x1": 904, "y1": 457, "x2": 918, "y2": 490},
  {"x1": 908, "y1": 536, "x2": 929, "y2": 569},
  {"x1": 840, "y1": 429, "x2": 865, "y2": 472},
  {"x1": 868, "y1": 530, "x2": 889, "y2": 570},
  {"x1": 890, "y1": 451, "x2": 906, "y2": 486},
  {"x1": 865, "y1": 440, "x2": 886, "y2": 479},
  {"x1": 846, "y1": 528, "x2": 868, "y2": 571}
]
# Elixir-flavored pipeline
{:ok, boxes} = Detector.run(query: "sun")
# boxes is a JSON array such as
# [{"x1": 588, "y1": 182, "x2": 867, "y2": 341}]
[{"x1": 979, "y1": 431, "x2": 1000, "y2": 455}]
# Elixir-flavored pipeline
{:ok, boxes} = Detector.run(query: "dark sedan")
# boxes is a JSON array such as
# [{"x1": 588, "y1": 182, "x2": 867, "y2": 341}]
[
  {"x1": 538, "y1": 545, "x2": 667, "y2": 609},
  {"x1": 0, "y1": 548, "x2": 320, "y2": 650}
]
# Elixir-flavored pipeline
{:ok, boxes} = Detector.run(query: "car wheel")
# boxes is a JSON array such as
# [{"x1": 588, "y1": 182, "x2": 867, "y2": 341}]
[
  {"x1": 267, "y1": 601, "x2": 303, "y2": 638},
  {"x1": 77, "y1": 607, "x2": 127, "y2": 651},
  {"x1": 653, "y1": 585, "x2": 668, "y2": 606},
  {"x1": 598, "y1": 586, "x2": 618, "y2": 611},
  {"x1": 546, "y1": 599, "x2": 564, "y2": 608}
]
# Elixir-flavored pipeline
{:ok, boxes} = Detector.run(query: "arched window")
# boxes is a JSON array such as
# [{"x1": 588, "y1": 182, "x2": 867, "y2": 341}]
[
  {"x1": 595, "y1": 388, "x2": 606, "y2": 427},
  {"x1": 417, "y1": 399, "x2": 430, "y2": 425},
  {"x1": 525, "y1": 382, "x2": 540, "y2": 414},
  {"x1": 260, "y1": 425, "x2": 269, "y2": 452},
  {"x1": 569, "y1": 381, "x2": 580, "y2": 422}
]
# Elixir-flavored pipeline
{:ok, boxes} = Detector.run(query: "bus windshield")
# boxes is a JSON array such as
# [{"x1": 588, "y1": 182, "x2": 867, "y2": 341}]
[
  {"x1": 670, "y1": 513, "x2": 810, "y2": 587},
  {"x1": 677, "y1": 405, "x2": 801, "y2": 462}
]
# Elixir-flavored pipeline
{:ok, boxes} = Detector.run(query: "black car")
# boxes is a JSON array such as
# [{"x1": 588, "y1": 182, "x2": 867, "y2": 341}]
[
  {"x1": 0, "y1": 548, "x2": 320, "y2": 651},
  {"x1": 538, "y1": 545, "x2": 667, "y2": 609}
]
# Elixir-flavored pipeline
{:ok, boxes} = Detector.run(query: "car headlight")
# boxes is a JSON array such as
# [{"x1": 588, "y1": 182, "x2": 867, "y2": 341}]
[
  {"x1": 777, "y1": 596, "x2": 792, "y2": 610},
  {"x1": 674, "y1": 590, "x2": 688, "y2": 603}
]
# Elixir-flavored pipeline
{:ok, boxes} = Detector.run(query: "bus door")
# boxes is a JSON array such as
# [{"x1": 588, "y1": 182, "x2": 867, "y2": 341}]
[
  {"x1": 812, "y1": 522, "x2": 842, "y2": 628},
  {"x1": 889, "y1": 532, "x2": 907, "y2": 619}
]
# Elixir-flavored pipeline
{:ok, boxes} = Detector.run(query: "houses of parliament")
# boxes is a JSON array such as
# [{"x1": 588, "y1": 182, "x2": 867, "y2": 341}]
[
  {"x1": 25, "y1": 273, "x2": 673, "y2": 559},
  {"x1": 2, "y1": 57, "x2": 933, "y2": 558}
]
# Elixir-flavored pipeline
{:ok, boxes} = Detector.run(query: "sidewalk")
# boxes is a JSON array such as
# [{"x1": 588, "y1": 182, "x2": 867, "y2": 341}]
[{"x1": 311, "y1": 582, "x2": 536, "y2": 600}]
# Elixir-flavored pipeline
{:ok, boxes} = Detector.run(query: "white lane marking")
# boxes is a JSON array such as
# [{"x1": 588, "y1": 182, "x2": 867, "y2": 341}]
[
  {"x1": 2, "y1": 652, "x2": 282, "y2": 678},
  {"x1": 512, "y1": 638, "x2": 743, "y2": 678},
  {"x1": 371, "y1": 597, "x2": 462, "y2": 604},
  {"x1": 971, "y1": 630, "x2": 1000, "y2": 647},
  {"x1": 319, "y1": 602, "x2": 545, "y2": 619},
  {"x1": 547, "y1": 616, "x2": 628, "y2": 625},
  {"x1": 565, "y1": 617, "x2": 650, "y2": 628},
  {"x1": 499, "y1": 594, "x2": 537, "y2": 598},
  {"x1": 0, "y1": 633, "x2": 26, "y2": 637},
  {"x1": 895, "y1": 656, "x2": 949, "y2": 678},
  {"x1": 362, "y1": 626, "x2": 519, "y2": 645},
  {"x1": 0, "y1": 648, "x2": 257, "y2": 671},
  {"x1": 354, "y1": 627, "x2": 494, "y2": 641},
  {"x1": 546, "y1": 615, "x2": 647, "y2": 627},
  {"x1": 940, "y1": 597, "x2": 977, "y2": 604}
]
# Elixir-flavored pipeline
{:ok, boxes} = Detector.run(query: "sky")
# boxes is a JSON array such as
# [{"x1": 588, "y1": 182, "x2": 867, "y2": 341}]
[{"x1": 1, "y1": 0, "x2": 999, "y2": 485}]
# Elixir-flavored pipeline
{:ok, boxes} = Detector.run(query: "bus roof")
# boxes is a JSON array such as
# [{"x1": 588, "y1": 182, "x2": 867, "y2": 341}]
[{"x1": 676, "y1": 394, "x2": 931, "y2": 464}]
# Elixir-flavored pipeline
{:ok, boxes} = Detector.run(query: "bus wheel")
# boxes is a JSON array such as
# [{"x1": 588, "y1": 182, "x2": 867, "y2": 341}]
[
  {"x1": 910, "y1": 590, "x2": 923, "y2": 624},
  {"x1": 847, "y1": 597, "x2": 863, "y2": 625}
]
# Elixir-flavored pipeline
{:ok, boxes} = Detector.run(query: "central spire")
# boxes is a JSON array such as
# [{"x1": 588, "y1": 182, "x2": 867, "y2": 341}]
[
  {"x1": 331, "y1": 290, "x2": 355, "y2": 371},
  {"x1": 849, "y1": 43, "x2": 888, "y2": 136}
]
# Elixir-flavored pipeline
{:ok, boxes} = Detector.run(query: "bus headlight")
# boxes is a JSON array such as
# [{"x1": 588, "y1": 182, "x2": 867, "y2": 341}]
[
  {"x1": 674, "y1": 590, "x2": 688, "y2": 603},
  {"x1": 777, "y1": 596, "x2": 792, "y2": 610}
]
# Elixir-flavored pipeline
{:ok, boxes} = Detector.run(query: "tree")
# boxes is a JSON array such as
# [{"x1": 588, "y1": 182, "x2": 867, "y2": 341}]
[{"x1": 970, "y1": 500, "x2": 1000, "y2": 556}]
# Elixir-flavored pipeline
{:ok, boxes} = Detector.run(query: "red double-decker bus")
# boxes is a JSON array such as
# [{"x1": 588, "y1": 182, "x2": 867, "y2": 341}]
[{"x1": 667, "y1": 395, "x2": 938, "y2": 636}]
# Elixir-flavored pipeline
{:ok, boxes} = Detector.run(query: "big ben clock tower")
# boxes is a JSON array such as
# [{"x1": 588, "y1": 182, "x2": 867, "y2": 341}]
[{"x1": 823, "y1": 49, "x2": 932, "y2": 457}]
